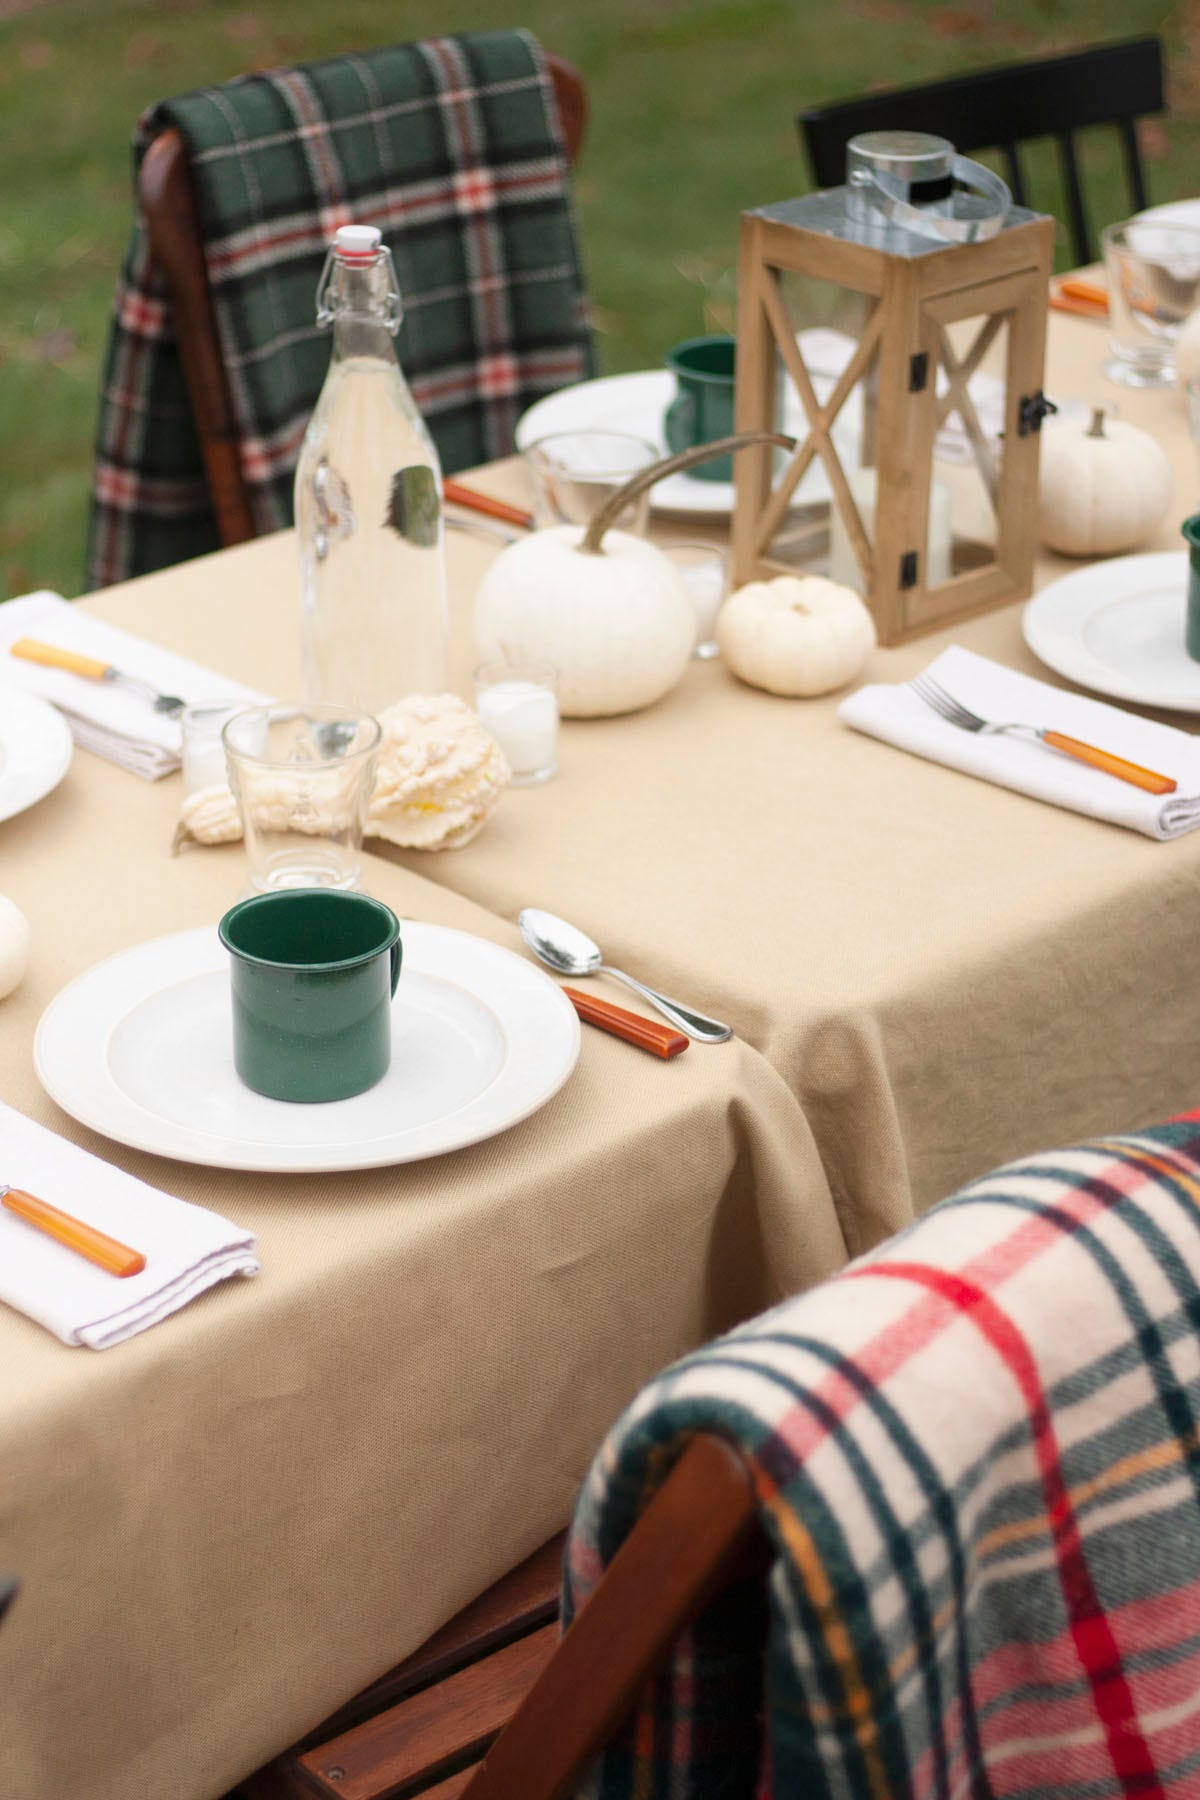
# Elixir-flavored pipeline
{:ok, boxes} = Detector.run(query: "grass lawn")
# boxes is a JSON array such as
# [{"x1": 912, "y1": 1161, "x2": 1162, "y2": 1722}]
[{"x1": 0, "y1": 0, "x2": 1193, "y2": 600}]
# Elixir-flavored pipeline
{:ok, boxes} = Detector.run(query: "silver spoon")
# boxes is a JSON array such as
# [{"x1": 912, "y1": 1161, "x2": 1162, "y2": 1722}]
[{"x1": 518, "y1": 908, "x2": 733, "y2": 1044}]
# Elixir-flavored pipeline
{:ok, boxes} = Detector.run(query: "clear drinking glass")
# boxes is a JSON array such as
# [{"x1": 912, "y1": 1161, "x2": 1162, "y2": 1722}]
[
  {"x1": 474, "y1": 661, "x2": 559, "y2": 786},
  {"x1": 656, "y1": 540, "x2": 729, "y2": 658},
  {"x1": 524, "y1": 430, "x2": 659, "y2": 532},
  {"x1": 222, "y1": 704, "x2": 381, "y2": 892},
  {"x1": 1102, "y1": 220, "x2": 1200, "y2": 388}
]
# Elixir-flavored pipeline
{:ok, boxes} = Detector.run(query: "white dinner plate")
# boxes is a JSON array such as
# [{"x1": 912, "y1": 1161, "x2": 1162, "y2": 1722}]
[
  {"x1": 516, "y1": 369, "x2": 836, "y2": 515},
  {"x1": 1022, "y1": 552, "x2": 1200, "y2": 713},
  {"x1": 0, "y1": 689, "x2": 73, "y2": 823},
  {"x1": 35, "y1": 922, "x2": 580, "y2": 1172}
]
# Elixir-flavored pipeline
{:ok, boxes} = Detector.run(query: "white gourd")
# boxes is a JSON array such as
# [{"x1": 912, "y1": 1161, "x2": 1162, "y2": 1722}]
[
  {"x1": 1175, "y1": 308, "x2": 1200, "y2": 387},
  {"x1": 1038, "y1": 408, "x2": 1172, "y2": 556},
  {"x1": 474, "y1": 526, "x2": 695, "y2": 718},
  {"x1": 716, "y1": 575, "x2": 876, "y2": 698},
  {"x1": 0, "y1": 895, "x2": 30, "y2": 999}
]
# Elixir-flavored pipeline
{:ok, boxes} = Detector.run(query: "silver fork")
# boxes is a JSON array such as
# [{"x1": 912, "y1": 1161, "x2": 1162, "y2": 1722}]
[{"x1": 909, "y1": 671, "x2": 1177, "y2": 796}]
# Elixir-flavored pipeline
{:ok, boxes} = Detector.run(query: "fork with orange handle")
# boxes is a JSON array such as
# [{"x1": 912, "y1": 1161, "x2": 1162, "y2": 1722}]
[{"x1": 1, "y1": 1184, "x2": 146, "y2": 1277}]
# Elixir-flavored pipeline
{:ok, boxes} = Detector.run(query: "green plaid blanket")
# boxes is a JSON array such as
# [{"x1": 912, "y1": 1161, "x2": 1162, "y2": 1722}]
[
  {"x1": 86, "y1": 29, "x2": 593, "y2": 590},
  {"x1": 566, "y1": 1116, "x2": 1200, "y2": 1798}
]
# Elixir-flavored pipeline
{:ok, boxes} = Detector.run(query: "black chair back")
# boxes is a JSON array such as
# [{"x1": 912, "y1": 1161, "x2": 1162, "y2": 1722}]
[{"x1": 798, "y1": 36, "x2": 1164, "y2": 263}]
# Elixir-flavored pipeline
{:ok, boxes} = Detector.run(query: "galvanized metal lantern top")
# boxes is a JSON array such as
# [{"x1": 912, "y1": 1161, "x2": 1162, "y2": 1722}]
[{"x1": 759, "y1": 130, "x2": 1036, "y2": 259}]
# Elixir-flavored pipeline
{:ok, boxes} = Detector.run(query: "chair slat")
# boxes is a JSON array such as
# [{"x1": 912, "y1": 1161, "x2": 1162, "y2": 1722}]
[
  {"x1": 296, "y1": 1625, "x2": 560, "y2": 1800},
  {"x1": 1001, "y1": 142, "x2": 1026, "y2": 208},
  {"x1": 1055, "y1": 130, "x2": 1093, "y2": 265},
  {"x1": 1120, "y1": 114, "x2": 1149, "y2": 213}
]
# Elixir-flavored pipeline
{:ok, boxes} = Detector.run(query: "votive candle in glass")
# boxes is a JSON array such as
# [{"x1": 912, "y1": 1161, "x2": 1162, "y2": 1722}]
[
  {"x1": 474, "y1": 662, "x2": 559, "y2": 786},
  {"x1": 181, "y1": 699, "x2": 252, "y2": 795}
]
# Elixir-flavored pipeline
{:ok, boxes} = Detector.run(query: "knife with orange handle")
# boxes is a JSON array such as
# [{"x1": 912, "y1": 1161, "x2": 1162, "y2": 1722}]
[
  {"x1": 1, "y1": 1185, "x2": 146, "y2": 1278},
  {"x1": 562, "y1": 987, "x2": 689, "y2": 1059},
  {"x1": 1039, "y1": 731, "x2": 1176, "y2": 795},
  {"x1": 443, "y1": 480, "x2": 533, "y2": 530}
]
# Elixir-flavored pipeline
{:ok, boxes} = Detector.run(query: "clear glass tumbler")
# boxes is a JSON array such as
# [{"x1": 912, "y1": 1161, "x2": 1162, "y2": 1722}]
[
  {"x1": 524, "y1": 430, "x2": 659, "y2": 533},
  {"x1": 222, "y1": 704, "x2": 381, "y2": 891},
  {"x1": 1102, "y1": 220, "x2": 1200, "y2": 388},
  {"x1": 655, "y1": 540, "x2": 729, "y2": 658}
]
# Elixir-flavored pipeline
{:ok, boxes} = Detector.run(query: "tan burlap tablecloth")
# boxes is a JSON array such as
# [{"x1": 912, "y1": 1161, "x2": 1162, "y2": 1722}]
[
  {"x1": 0, "y1": 561, "x2": 841, "y2": 1800},
  {"x1": 3, "y1": 305, "x2": 1198, "y2": 1799},
  {"x1": 419, "y1": 308, "x2": 1200, "y2": 1244}
]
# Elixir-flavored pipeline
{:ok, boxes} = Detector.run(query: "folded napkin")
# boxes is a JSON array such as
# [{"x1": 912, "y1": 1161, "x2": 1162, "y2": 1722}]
[
  {"x1": 0, "y1": 591, "x2": 266, "y2": 779},
  {"x1": 0, "y1": 1102, "x2": 259, "y2": 1348},
  {"x1": 839, "y1": 644, "x2": 1200, "y2": 840}
]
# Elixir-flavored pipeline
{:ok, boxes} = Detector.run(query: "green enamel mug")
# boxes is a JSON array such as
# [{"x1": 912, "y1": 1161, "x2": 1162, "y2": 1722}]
[
  {"x1": 218, "y1": 889, "x2": 402, "y2": 1103},
  {"x1": 663, "y1": 335, "x2": 737, "y2": 482}
]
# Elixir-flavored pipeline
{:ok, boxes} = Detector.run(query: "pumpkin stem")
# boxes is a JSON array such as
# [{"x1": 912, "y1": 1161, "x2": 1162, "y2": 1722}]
[
  {"x1": 579, "y1": 430, "x2": 797, "y2": 554},
  {"x1": 1086, "y1": 407, "x2": 1107, "y2": 439}
]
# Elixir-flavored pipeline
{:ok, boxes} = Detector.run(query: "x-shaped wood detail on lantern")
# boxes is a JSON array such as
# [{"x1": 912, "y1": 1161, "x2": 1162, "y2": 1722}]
[
  {"x1": 755, "y1": 269, "x2": 883, "y2": 583},
  {"x1": 934, "y1": 314, "x2": 1004, "y2": 511}
]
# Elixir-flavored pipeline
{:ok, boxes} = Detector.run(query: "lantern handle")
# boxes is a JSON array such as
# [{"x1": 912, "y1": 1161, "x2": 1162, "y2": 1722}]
[{"x1": 850, "y1": 154, "x2": 1010, "y2": 244}]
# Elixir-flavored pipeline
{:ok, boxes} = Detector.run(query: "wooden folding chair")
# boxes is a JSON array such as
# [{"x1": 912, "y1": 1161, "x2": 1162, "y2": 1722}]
[
  {"x1": 137, "y1": 54, "x2": 587, "y2": 557},
  {"x1": 233, "y1": 1434, "x2": 769, "y2": 1800},
  {"x1": 799, "y1": 35, "x2": 1164, "y2": 265}
]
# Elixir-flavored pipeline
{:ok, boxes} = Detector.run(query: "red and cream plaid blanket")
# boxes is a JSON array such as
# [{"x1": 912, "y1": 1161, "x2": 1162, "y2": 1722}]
[{"x1": 566, "y1": 1117, "x2": 1200, "y2": 1797}]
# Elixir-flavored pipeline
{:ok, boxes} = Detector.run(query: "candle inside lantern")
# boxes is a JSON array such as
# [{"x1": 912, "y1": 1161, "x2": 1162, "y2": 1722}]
[
  {"x1": 827, "y1": 468, "x2": 952, "y2": 594},
  {"x1": 474, "y1": 664, "x2": 559, "y2": 786}
]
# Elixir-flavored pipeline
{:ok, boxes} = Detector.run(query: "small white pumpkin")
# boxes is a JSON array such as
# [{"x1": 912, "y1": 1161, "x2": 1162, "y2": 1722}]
[
  {"x1": 474, "y1": 429, "x2": 792, "y2": 719},
  {"x1": 475, "y1": 525, "x2": 694, "y2": 718},
  {"x1": 716, "y1": 575, "x2": 876, "y2": 697},
  {"x1": 0, "y1": 895, "x2": 30, "y2": 1000},
  {"x1": 1038, "y1": 407, "x2": 1172, "y2": 556},
  {"x1": 1175, "y1": 308, "x2": 1200, "y2": 387}
]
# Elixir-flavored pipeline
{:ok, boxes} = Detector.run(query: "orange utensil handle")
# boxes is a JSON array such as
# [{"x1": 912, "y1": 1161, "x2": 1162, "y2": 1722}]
[
  {"x1": 10, "y1": 638, "x2": 113, "y2": 681},
  {"x1": 563, "y1": 987, "x2": 689, "y2": 1059},
  {"x1": 1057, "y1": 277, "x2": 1108, "y2": 310},
  {"x1": 1049, "y1": 292, "x2": 1108, "y2": 320},
  {"x1": 2, "y1": 1188, "x2": 146, "y2": 1278},
  {"x1": 443, "y1": 480, "x2": 533, "y2": 531},
  {"x1": 1041, "y1": 730, "x2": 1177, "y2": 796}
]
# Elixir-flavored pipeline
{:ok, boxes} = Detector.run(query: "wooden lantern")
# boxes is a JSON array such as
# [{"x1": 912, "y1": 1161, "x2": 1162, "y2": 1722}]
[{"x1": 732, "y1": 133, "x2": 1055, "y2": 645}]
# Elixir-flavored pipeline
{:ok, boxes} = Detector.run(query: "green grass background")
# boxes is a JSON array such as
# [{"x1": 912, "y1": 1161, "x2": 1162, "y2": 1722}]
[{"x1": 0, "y1": 0, "x2": 1195, "y2": 600}]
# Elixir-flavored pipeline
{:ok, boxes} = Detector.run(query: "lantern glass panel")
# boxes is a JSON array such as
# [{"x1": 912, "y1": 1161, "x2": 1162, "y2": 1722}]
[
  {"x1": 927, "y1": 307, "x2": 1011, "y2": 591},
  {"x1": 758, "y1": 268, "x2": 883, "y2": 581}
]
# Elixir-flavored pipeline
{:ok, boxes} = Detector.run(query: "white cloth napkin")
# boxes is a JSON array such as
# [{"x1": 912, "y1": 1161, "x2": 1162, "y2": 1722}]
[
  {"x1": 0, "y1": 1102, "x2": 259, "y2": 1348},
  {"x1": 839, "y1": 645, "x2": 1200, "y2": 840},
  {"x1": 0, "y1": 591, "x2": 266, "y2": 779}
]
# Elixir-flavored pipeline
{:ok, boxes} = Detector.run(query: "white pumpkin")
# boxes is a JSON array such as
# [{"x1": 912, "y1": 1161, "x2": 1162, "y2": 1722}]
[
  {"x1": 716, "y1": 575, "x2": 876, "y2": 697},
  {"x1": 0, "y1": 895, "x2": 30, "y2": 999},
  {"x1": 474, "y1": 526, "x2": 695, "y2": 718},
  {"x1": 1038, "y1": 408, "x2": 1172, "y2": 556},
  {"x1": 1175, "y1": 308, "x2": 1200, "y2": 387}
]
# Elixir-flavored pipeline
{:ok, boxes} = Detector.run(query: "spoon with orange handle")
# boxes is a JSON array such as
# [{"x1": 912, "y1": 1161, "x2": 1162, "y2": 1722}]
[
  {"x1": 1, "y1": 1185, "x2": 146, "y2": 1278},
  {"x1": 9, "y1": 638, "x2": 186, "y2": 716}
]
